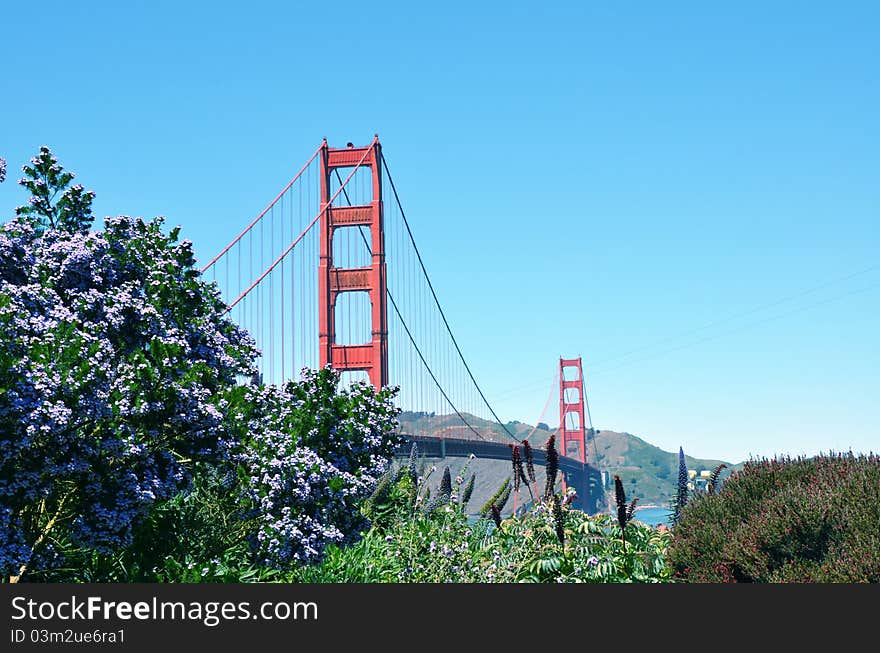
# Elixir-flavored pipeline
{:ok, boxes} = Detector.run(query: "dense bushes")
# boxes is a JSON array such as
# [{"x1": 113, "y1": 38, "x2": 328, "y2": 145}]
[
  {"x1": 293, "y1": 451, "x2": 674, "y2": 583},
  {"x1": 0, "y1": 214, "x2": 255, "y2": 580},
  {"x1": 668, "y1": 452, "x2": 880, "y2": 582},
  {"x1": 228, "y1": 372, "x2": 401, "y2": 568}
]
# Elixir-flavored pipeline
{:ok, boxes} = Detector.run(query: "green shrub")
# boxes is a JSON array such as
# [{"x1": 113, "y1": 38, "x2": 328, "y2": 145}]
[
  {"x1": 295, "y1": 453, "x2": 674, "y2": 583},
  {"x1": 487, "y1": 503, "x2": 672, "y2": 583},
  {"x1": 294, "y1": 457, "x2": 488, "y2": 582},
  {"x1": 668, "y1": 451, "x2": 880, "y2": 582}
]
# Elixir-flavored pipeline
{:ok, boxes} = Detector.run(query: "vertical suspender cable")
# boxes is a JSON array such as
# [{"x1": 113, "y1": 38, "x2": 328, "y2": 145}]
[{"x1": 381, "y1": 154, "x2": 517, "y2": 441}]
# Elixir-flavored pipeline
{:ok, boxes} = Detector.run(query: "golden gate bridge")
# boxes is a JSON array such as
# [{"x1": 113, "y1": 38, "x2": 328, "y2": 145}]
[{"x1": 199, "y1": 137, "x2": 604, "y2": 512}]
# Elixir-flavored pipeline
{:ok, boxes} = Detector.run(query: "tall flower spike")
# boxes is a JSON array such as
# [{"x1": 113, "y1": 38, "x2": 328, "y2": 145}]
[
  {"x1": 511, "y1": 445, "x2": 521, "y2": 493},
  {"x1": 614, "y1": 475, "x2": 629, "y2": 552},
  {"x1": 439, "y1": 466, "x2": 452, "y2": 496},
  {"x1": 544, "y1": 435, "x2": 559, "y2": 500},
  {"x1": 479, "y1": 478, "x2": 511, "y2": 516},
  {"x1": 511, "y1": 445, "x2": 529, "y2": 494},
  {"x1": 707, "y1": 463, "x2": 727, "y2": 495},
  {"x1": 490, "y1": 504, "x2": 502, "y2": 528},
  {"x1": 407, "y1": 442, "x2": 419, "y2": 487},
  {"x1": 614, "y1": 475, "x2": 626, "y2": 512},
  {"x1": 626, "y1": 497, "x2": 639, "y2": 522},
  {"x1": 674, "y1": 446, "x2": 689, "y2": 525},
  {"x1": 523, "y1": 440, "x2": 537, "y2": 483},
  {"x1": 460, "y1": 474, "x2": 476, "y2": 507},
  {"x1": 422, "y1": 466, "x2": 453, "y2": 515},
  {"x1": 495, "y1": 480, "x2": 512, "y2": 513}
]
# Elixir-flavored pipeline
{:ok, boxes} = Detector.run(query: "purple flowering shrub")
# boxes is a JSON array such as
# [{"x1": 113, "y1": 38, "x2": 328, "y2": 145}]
[
  {"x1": 0, "y1": 156, "x2": 257, "y2": 580},
  {"x1": 229, "y1": 368, "x2": 402, "y2": 568}
]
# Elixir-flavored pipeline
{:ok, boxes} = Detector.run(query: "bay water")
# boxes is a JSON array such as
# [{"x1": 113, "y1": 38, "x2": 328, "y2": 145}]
[{"x1": 632, "y1": 506, "x2": 672, "y2": 527}]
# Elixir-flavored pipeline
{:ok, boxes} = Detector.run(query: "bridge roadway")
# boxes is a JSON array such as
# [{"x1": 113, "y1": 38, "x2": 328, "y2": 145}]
[{"x1": 397, "y1": 433, "x2": 605, "y2": 514}]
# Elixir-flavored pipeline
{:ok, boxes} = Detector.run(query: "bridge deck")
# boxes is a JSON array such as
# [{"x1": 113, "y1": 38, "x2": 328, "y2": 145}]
[{"x1": 396, "y1": 433, "x2": 606, "y2": 514}]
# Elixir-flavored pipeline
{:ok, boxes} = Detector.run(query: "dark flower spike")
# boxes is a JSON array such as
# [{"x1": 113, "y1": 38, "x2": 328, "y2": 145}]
[
  {"x1": 519, "y1": 465, "x2": 530, "y2": 491},
  {"x1": 511, "y1": 445, "x2": 530, "y2": 495},
  {"x1": 439, "y1": 466, "x2": 452, "y2": 497},
  {"x1": 421, "y1": 493, "x2": 451, "y2": 515},
  {"x1": 490, "y1": 504, "x2": 502, "y2": 528},
  {"x1": 523, "y1": 440, "x2": 537, "y2": 483},
  {"x1": 626, "y1": 497, "x2": 639, "y2": 523},
  {"x1": 614, "y1": 475, "x2": 626, "y2": 512},
  {"x1": 544, "y1": 435, "x2": 559, "y2": 500},
  {"x1": 674, "y1": 446, "x2": 689, "y2": 525},
  {"x1": 407, "y1": 442, "x2": 419, "y2": 486},
  {"x1": 707, "y1": 463, "x2": 727, "y2": 495},
  {"x1": 511, "y1": 445, "x2": 521, "y2": 493},
  {"x1": 614, "y1": 475, "x2": 629, "y2": 552}
]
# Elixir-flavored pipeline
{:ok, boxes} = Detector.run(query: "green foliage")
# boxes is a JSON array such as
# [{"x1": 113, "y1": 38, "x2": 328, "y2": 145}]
[
  {"x1": 669, "y1": 452, "x2": 880, "y2": 582},
  {"x1": 296, "y1": 464, "x2": 674, "y2": 583},
  {"x1": 31, "y1": 464, "x2": 280, "y2": 583},
  {"x1": 15, "y1": 147, "x2": 95, "y2": 233},
  {"x1": 304, "y1": 456, "x2": 486, "y2": 582},
  {"x1": 489, "y1": 506, "x2": 672, "y2": 583}
]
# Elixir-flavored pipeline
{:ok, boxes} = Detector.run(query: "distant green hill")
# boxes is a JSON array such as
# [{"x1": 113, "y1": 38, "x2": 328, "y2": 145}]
[
  {"x1": 588, "y1": 428, "x2": 740, "y2": 510},
  {"x1": 397, "y1": 412, "x2": 741, "y2": 513}
]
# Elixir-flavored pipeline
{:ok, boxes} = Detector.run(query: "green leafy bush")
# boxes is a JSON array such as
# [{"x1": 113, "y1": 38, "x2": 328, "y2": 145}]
[
  {"x1": 668, "y1": 452, "x2": 880, "y2": 582},
  {"x1": 294, "y1": 451, "x2": 674, "y2": 583},
  {"x1": 487, "y1": 503, "x2": 672, "y2": 583},
  {"x1": 295, "y1": 455, "x2": 488, "y2": 582}
]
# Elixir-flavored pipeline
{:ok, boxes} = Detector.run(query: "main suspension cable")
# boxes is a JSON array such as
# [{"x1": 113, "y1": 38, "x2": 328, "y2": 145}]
[
  {"x1": 331, "y1": 169, "x2": 486, "y2": 441},
  {"x1": 381, "y1": 153, "x2": 518, "y2": 441}
]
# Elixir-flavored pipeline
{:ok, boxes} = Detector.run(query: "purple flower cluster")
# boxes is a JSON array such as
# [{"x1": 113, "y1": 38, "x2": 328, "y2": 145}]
[
  {"x1": 232, "y1": 368, "x2": 402, "y2": 568},
  {"x1": 0, "y1": 215, "x2": 257, "y2": 577}
]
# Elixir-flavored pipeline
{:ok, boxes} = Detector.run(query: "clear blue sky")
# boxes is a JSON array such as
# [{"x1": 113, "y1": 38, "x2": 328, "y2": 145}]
[{"x1": 1, "y1": 1, "x2": 877, "y2": 463}]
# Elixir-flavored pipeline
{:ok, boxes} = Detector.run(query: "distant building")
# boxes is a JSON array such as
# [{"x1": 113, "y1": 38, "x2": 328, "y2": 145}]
[{"x1": 688, "y1": 469, "x2": 713, "y2": 492}]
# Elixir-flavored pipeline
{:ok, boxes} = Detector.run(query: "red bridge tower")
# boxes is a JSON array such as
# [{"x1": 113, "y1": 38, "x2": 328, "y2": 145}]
[
  {"x1": 559, "y1": 357, "x2": 587, "y2": 463},
  {"x1": 318, "y1": 137, "x2": 388, "y2": 388}
]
